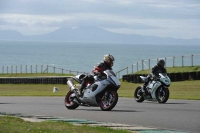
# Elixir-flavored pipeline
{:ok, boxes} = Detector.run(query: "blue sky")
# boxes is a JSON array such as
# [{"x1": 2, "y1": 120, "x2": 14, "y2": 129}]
[{"x1": 0, "y1": 0, "x2": 200, "y2": 39}]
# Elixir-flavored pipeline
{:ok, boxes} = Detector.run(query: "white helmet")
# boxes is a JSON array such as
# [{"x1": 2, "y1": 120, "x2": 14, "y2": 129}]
[{"x1": 104, "y1": 54, "x2": 114, "y2": 66}]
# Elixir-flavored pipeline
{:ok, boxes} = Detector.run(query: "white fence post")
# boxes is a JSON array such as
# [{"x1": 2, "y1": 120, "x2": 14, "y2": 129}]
[
  {"x1": 182, "y1": 56, "x2": 184, "y2": 67},
  {"x1": 191, "y1": 55, "x2": 193, "y2": 66},
  {"x1": 2, "y1": 66, "x2": 4, "y2": 74},
  {"x1": 132, "y1": 65, "x2": 133, "y2": 73},
  {"x1": 20, "y1": 65, "x2": 22, "y2": 74},
  {"x1": 36, "y1": 65, "x2": 37, "y2": 73},
  {"x1": 149, "y1": 59, "x2": 150, "y2": 69},
  {"x1": 142, "y1": 60, "x2": 144, "y2": 70}
]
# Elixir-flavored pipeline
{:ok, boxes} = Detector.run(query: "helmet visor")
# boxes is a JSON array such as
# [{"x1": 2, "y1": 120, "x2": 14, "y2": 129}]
[
  {"x1": 158, "y1": 61, "x2": 165, "y2": 67},
  {"x1": 111, "y1": 61, "x2": 114, "y2": 66}
]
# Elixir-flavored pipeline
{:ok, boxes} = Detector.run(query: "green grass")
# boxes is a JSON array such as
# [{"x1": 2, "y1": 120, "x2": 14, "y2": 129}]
[
  {"x1": 119, "y1": 80, "x2": 200, "y2": 100},
  {"x1": 0, "y1": 73, "x2": 74, "y2": 77},
  {"x1": 0, "y1": 67, "x2": 200, "y2": 100},
  {"x1": 135, "y1": 66, "x2": 200, "y2": 74},
  {"x1": 0, "y1": 80, "x2": 200, "y2": 100},
  {"x1": 169, "y1": 80, "x2": 200, "y2": 100},
  {"x1": 0, "y1": 84, "x2": 68, "y2": 96},
  {"x1": 0, "y1": 116, "x2": 131, "y2": 133}
]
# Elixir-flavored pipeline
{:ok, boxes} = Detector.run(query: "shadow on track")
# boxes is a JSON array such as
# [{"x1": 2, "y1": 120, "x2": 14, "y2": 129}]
[
  {"x1": 142, "y1": 101, "x2": 188, "y2": 105},
  {"x1": 164, "y1": 102, "x2": 188, "y2": 104},
  {"x1": 0, "y1": 103, "x2": 14, "y2": 104},
  {"x1": 76, "y1": 109, "x2": 141, "y2": 112}
]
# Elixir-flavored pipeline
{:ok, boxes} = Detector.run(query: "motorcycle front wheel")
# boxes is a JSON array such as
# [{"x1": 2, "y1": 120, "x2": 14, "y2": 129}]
[
  {"x1": 64, "y1": 91, "x2": 79, "y2": 109},
  {"x1": 134, "y1": 86, "x2": 144, "y2": 103},
  {"x1": 156, "y1": 87, "x2": 169, "y2": 103},
  {"x1": 99, "y1": 91, "x2": 118, "y2": 111}
]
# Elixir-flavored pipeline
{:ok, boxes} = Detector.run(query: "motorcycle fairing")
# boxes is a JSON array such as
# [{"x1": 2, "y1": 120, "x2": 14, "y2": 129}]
[
  {"x1": 67, "y1": 70, "x2": 120, "y2": 107},
  {"x1": 159, "y1": 73, "x2": 171, "y2": 86},
  {"x1": 73, "y1": 74, "x2": 86, "y2": 83},
  {"x1": 140, "y1": 76, "x2": 148, "y2": 82},
  {"x1": 147, "y1": 81, "x2": 162, "y2": 99},
  {"x1": 107, "y1": 70, "x2": 120, "y2": 85},
  {"x1": 79, "y1": 79, "x2": 111, "y2": 106}
]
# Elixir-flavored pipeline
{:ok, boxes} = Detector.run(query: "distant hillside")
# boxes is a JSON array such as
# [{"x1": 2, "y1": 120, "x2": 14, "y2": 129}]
[
  {"x1": 0, "y1": 30, "x2": 24, "y2": 40},
  {"x1": 0, "y1": 27, "x2": 200, "y2": 44}
]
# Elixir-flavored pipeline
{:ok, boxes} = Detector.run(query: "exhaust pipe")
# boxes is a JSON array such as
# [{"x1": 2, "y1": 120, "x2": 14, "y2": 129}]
[{"x1": 67, "y1": 79, "x2": 76, "y2": 91}]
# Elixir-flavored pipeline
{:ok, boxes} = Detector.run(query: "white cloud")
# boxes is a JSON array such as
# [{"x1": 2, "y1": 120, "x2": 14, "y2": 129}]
[
  {"x1": 0, "y1": 0, "x2": 200, "y2": 39},
  {"x1": 117, "y1": 0, "x2": 133, "y2": 5},
  {"x1": 0, "y1": 13, "x2": 72, "y2": 26},
  {"x1": 80, "y1": 0, "x2": 101, "y2": 3}
]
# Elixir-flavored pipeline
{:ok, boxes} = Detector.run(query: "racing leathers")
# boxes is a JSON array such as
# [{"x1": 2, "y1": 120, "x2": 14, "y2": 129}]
[
  {"x1": 142, "y1": 65, "x2": 167, "y2": 93},
  {"x1": 79, "y1": 61, "x2": 112, "y2": 96}
]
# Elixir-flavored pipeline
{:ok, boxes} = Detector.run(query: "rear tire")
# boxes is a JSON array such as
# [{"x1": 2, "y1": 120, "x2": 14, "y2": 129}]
[
  {"x1": 64, "y1": 91, "x2": 79, "y2": 109},
  {"x1": 99, "y1": 91, "x2": 118, "y2": 111},
  {"x1": 156, "y1": 87, "x2": 169, "y2": 103},
  {"x1": 134, "y1": 86, "x2": 144, "y2": 103}
]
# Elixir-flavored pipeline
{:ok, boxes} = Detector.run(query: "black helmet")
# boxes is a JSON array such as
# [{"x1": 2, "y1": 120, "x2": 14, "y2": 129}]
[{"x1": 157, "y1": 59, "x2": 165, "y2": 67}]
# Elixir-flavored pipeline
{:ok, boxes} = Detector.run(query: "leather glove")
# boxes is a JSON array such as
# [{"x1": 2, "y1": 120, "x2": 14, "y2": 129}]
[{"x1": 94, "y1": 72, "x2": 101, "y2": 76}]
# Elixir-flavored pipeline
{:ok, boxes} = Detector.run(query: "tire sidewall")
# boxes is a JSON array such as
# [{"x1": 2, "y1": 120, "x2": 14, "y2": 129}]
[
  {"x1": 65, "y1": 91, "x2": 79, "y2": 109},
  {"x1": 134, "y1": 86, "x2": 144, "y2": 102},
  {"x1": 99, "y1": 91, "x2": 118, "y2": 111},
  {"x1": 156, "y1": 87, "x2": 169, "y2": 103}
]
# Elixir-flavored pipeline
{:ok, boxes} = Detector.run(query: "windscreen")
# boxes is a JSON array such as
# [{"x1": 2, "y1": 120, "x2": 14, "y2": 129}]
[{"x1": 105, "y1": 70, "x2": 116, "y2": 77}]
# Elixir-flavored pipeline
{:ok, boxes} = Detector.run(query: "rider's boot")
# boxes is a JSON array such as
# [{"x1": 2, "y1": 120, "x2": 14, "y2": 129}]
[
  {"x1": 78, "y1": 82, "x2": 86, "y2": 97},
  {"x1": 141, "y1": 85, "x2": 147, "y2": 96},
  {"x1": 142, "y1": 79, "x2": 149, "y2": 95},
  {"x1": 141, "y1": 84, "x2": 145, "y2": 92},
  {"x1": 76, "y1": 87, "x2": 82, "y2": 97}
]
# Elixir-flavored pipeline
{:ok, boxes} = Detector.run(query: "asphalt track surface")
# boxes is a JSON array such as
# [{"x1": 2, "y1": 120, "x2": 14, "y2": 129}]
[{"x1": 0, "y1": 96, "x2": 200, "y2": 133}]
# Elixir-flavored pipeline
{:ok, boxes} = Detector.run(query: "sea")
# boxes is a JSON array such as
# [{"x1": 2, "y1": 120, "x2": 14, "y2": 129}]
[{"x1": 0, "y1": 40, "x2": 200, "y2": 76}]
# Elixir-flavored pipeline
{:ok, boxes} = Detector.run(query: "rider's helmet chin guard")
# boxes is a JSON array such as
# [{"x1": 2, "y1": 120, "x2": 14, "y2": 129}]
[
  {"x1": 157, "y1": 59, "x2": 165, "y2": 68},
  {"x1": 104, "y1": 54, "x2": 114, "y2": 67}
]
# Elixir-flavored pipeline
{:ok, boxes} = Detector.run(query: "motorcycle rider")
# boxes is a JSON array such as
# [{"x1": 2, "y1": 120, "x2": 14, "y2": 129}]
[
  {"x1": 78, "y1": 54, "x2": 115, "y2": 96},
  {"x1": 142, "y1": 59, "x2": 167, "y2": 94}
]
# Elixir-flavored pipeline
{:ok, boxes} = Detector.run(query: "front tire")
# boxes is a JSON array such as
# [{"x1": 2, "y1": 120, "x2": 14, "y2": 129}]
[
  {"x1": 99, "y1": 91, "x2": 118, "y2": 111},
  {"x1": 156, "y1": 87, "x2": 169, "y2": 103},
  {"x1": 65, "y1": 91, "x2": 79, "y2": 109},
  {"x1": 134, "y1": 86, "x2": 144, "y2": 103}
]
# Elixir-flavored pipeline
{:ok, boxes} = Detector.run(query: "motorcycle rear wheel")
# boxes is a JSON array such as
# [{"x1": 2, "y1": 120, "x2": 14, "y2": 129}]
[
  {"x1": 134, "y1": 86, "x2": 144, "y2": 103},
  {"x1": 65, "y1": 91, "x2": 79, "y2": 109},
  {"x1": 99, "y1": 91, "x2": 118, "y2": 111},
  {"x1": 156, "y1": 87, "x2": 169, "y2": 103}
]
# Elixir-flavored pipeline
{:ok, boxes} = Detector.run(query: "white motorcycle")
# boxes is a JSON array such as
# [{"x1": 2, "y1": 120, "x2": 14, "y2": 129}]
[
  {"x1": 134, "y1": 73, "x2": 171, "y2": 103},
  {"x1": 65, "y1": 70, "x2": 120, "y2": 111}
]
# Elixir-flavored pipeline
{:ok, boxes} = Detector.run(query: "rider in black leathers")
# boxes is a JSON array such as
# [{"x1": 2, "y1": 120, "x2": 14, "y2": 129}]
[{"x1": 142, "y1": 59, "x2": 167, "y2": 94}]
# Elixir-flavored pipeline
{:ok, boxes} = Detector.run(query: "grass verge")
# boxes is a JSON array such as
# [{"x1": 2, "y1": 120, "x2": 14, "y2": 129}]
[
  {"x1": 0, "y1": 73, "x2": 73, "y2": 77},
  {"x1": 0, "y1": 80, "x2": 200, "y2": 100},
  {"x1": 0, "y1": 116, "x2": 131, "y2": 133},
  {"x1": 118, "y1": 80, "x2": 200, "y2": 100}
]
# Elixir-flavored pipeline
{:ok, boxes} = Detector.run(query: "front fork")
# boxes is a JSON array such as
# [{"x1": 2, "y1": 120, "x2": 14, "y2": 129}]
[
  {"x1": 105, "y1": 91, "x2": 109, "y2": 97},
  {"x1": 158, "y1": 86, "x2": 166, "y2": 97},
  {"x1": 96, "y1": 90, "x2": 109, "y2": 104}
]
